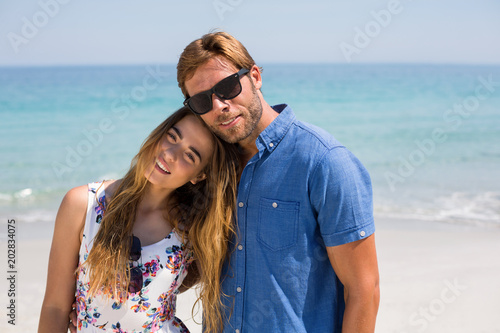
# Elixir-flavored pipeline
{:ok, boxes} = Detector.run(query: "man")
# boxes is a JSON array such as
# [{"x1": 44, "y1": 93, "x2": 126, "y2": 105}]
[{"x1": 178, "y1": 32, "x2": 379, "y2": 332}]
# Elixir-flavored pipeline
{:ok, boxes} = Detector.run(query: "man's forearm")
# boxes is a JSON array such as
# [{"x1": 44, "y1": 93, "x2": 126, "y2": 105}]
[{"x1": 342, "y1": 286, "x2": 380, "y2": 333}]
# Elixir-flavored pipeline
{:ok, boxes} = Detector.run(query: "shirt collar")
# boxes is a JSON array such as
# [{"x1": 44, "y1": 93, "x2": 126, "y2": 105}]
[{"x1": 256, "y1": 104, "x2": 295, "y2": 153}]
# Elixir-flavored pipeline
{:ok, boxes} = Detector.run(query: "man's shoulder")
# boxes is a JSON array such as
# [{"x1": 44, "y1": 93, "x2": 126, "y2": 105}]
[
  {"x1": 289, "y1": 119, "x2": 344, "y2": 152},
  {"x1": 273, "y1": 104, "x2": 342, "y2": 150},
  {"x1": 284, "y1": 119, "x2": 368, "y2": 176}
]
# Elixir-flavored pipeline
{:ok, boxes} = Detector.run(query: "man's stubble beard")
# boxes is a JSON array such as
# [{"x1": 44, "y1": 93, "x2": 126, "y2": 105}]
[{"x1": 211, "y1": 84, "x2": 263, "y2": 144}]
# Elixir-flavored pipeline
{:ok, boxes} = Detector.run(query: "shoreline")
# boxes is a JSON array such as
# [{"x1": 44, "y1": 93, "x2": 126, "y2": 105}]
[{"x1": 1, "y1": 217, "x2": 499, "y2": 332}]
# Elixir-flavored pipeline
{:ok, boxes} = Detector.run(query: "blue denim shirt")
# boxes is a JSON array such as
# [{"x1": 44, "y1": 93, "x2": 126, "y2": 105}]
[{"x1": 221, "y1": 104, "x2": 375, "y2": 332}]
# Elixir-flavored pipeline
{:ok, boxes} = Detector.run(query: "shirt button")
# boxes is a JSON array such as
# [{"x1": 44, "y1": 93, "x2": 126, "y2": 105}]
[
  {"x1": 360, "y1": 231, "x2": 366, "y2": 237},
  {"x1": 238, "y1": 244, "x2": 243, "y2": 250},
  {"x1": 237, "y1": 287, "x2": 242, "y2": 293},
  {"x1": 238, "y1": 202, "x2": 244, "y2": 207},
  {"x1": 272, "y1": 202, "x2": 278, "y2": 208},
  {"x1": 235, "y1": 330, "x2": 240, "y2": 333},
  {"x1": 269, "y1": 142, "x2": 274, "y2": 148}
]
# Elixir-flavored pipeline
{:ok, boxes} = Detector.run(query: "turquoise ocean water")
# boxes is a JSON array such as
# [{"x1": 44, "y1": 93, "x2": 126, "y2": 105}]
[{"x1": 1, "y1": 64, "x2": 499, "y2": 227}]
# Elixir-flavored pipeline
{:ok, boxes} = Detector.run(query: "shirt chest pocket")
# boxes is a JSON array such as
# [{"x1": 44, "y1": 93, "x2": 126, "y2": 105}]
[{"x1": 258, "y1": 198, "x2": 300, "y2": 251}]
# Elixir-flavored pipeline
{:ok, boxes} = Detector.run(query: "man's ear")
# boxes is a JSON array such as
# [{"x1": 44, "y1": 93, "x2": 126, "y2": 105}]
[
  {"x1": 190, "y1": 173, "x2": 207, "y2": 185},
  {"x1": 249, "y1": 64, "x2": 262, "y2": 90}
]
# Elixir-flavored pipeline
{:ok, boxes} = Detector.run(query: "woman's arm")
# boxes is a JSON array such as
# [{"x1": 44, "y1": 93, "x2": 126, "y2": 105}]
[{"x1": 38, "y1": 185, "x2": 88, "y2": 333}]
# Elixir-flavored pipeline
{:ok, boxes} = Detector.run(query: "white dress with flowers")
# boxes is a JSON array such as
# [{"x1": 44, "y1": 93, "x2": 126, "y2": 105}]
[{"x1": 75, "y1": 182, "x2": 193, "y2": 333}]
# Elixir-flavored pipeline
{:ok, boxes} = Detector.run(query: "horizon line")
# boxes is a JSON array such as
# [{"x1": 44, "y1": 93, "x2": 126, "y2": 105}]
[{"x1": 1, "y1": 61, "x2": 500, "y2": 69}]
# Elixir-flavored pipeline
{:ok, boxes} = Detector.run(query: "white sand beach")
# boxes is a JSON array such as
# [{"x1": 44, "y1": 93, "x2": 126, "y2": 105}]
[
  {"x1": 1, "y1": 216, "x2": 499, "y2": 333},
  {"x1": 374, "y1": 218, "x2": 500, "y2": 333}
]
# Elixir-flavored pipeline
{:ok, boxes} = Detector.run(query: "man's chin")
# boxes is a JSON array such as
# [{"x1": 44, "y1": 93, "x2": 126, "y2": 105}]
[
  {"x1": 216, "y1": 133, "x2": 243, "y2": 144},
  {"x1": 214, "y1": 128, "x2": 250, "y2": 144}
]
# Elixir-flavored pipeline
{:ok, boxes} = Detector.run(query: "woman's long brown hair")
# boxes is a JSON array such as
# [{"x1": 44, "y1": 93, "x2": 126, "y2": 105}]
[{"x1": 83, "y1": 106, "x2": 239, "y2": 332}]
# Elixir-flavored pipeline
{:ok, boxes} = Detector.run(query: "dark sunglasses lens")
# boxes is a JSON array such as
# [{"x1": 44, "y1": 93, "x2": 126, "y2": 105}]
[
  {"x1": 129, "y1": 266, "x2": 143, "y2": 293},
  {"x1": 130, "y1": 236, "x2": 141, "y2": 261},
  {"x1": 189, "y1": 94, "x2": 212, "y2": 115},
  {"x1": 187, "y1": 70, "x2": 245, "y2": 115},
  {"x1": 215, "y1": 74, "x2": 241, "y2": 99}
]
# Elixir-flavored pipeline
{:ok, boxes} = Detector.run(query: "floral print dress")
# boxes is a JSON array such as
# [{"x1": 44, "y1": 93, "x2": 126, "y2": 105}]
[{"x1": 76, "y1": 182, "x2": 193, "y2": 332}]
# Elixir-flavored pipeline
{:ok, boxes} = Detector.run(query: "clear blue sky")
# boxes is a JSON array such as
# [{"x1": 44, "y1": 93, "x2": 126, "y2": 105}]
[{"x1": 1, "y1": 0, "x2": 499, "y2": 66}]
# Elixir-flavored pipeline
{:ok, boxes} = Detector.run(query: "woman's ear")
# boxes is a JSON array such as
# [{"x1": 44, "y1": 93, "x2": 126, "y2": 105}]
[{"x1": 190, "y1": 173, "x2": 207, "y2": 185}]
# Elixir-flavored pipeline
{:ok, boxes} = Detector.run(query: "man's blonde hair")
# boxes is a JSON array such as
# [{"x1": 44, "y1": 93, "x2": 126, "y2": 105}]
[{"x1": 177, "y1": 31, "x2": 261, "y2": 97}]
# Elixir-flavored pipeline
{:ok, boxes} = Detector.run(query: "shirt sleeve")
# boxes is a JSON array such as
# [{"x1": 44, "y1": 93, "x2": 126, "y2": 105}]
[{"x1": 309, "y1": 146, "x2": 375, "y2": 247}]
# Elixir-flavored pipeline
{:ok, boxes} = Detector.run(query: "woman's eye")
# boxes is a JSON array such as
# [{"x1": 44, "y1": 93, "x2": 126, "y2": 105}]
[
  {"x1": 167, "y1": 132, "x2": 176, "y2": 141},
  {"x1": 186, "y1": 153, "x2": 195, "y2": 163}
]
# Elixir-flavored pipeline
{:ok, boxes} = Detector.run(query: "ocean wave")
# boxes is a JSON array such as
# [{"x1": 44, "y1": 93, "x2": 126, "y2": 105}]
[
  {"x1": 15, "y1": 188, "x2": 33, "y2": 199},
  {"x1": 0, "y1": 187, "x2": 66, "y2": 204},
  {"x1": 435, "y1": 192, "x2": 500, "y2": 224},
  {"x1": 0, "y1": 193, "x2": 13, "y2": 202},
  {"x1": 0, "y1": 188, "x2": 61, "y2": 225},
  {"x1": 0, "y1": 188, "x2": 35, "y2": 202},
  {"x1": 0, "y1": 209, "x2": 56, "y2": 224},
  {"x1": 375, "y1": 191, "x2": 500, "y2": 228}
]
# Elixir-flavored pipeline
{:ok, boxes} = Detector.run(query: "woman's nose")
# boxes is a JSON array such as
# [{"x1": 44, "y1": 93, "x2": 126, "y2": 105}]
[{"x1": 162, "y1": 146, "x2": 179, "y2": 162}]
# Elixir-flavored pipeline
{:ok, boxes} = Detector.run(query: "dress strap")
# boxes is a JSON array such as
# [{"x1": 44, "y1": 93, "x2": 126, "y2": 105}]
[{"x1": 79, "y1": 181, "x2": 106, "y2": 257}]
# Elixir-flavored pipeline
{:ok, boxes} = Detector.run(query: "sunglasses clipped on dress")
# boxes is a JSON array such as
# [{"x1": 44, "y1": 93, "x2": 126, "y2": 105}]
[
  {"x1": 128, "y1": 235, "x2": 143, "y2": 293},
  {"x1": 183, "y1": 68, "x2": 250, "y2": 115}
]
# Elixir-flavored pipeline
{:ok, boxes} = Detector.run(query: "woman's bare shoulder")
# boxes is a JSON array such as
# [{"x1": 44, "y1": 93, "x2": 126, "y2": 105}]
[
  {"x1": 55, "y1": 185, "x2": 89, "y2": 242},
  {"x1": 62, "y1": 184, "x2": 89, "y2": 211},
  {"x1": 102, "y1": 179, "x2": 122, "y2": 200},
  {"x1": 60, "y1": 179, "x2": 122, "y2": 218}
]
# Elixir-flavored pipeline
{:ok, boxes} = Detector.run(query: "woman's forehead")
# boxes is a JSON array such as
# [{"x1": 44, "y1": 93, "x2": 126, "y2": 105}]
[{"x1": 173, "y1": 115, "x2": 214, "y2": 156}]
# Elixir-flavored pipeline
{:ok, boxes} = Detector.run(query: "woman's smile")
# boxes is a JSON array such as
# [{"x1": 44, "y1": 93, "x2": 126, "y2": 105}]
[{"x1": 155, "y1": 157, "x2": 171, "y2": 174}]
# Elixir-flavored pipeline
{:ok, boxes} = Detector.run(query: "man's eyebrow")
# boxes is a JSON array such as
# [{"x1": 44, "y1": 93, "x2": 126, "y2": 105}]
[{"x1": 172, "y1": 126, "x2": 202, "y2": 162}]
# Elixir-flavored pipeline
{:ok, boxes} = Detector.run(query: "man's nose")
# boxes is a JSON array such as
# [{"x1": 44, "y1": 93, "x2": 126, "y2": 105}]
[{"x1": 212, "y1": 93, "x2": 230, "y2": 113}]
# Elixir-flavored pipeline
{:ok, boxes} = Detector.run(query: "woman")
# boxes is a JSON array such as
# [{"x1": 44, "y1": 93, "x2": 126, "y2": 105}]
[{"x1": 38, "y1": 107, "x2": 238, "y2": 332}]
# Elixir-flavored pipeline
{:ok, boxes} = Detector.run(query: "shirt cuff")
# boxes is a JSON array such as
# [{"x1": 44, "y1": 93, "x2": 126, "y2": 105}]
[{"x1": 321, "y1": 220, "x2": 375, "y2": 247}]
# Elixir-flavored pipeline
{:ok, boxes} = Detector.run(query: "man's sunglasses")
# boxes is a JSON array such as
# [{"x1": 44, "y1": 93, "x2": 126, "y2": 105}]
[
  {"x1": 183, "y1": 68, "x2": 250, "y2": 115},
  {"x1": 128, "y1": 235, "x2": 143, "y2": 293}
]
